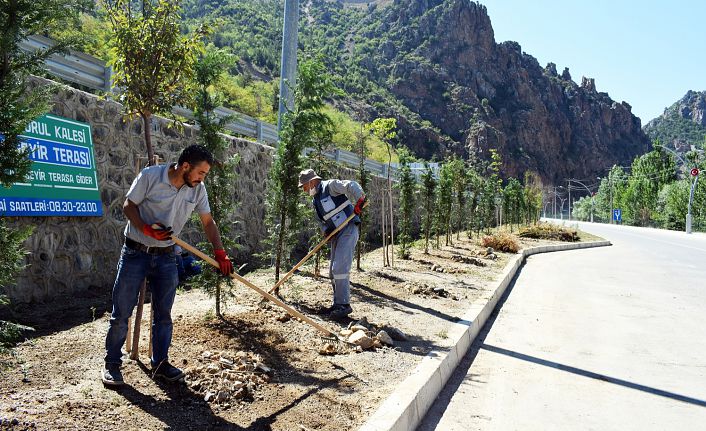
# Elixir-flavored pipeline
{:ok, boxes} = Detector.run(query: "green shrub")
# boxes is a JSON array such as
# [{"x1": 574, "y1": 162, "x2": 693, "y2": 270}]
[
  {"x1": 518, "y1": 223, "x2": 580, "y2": 242},
  {"x1": 481, "y1": 231, "x2": 520, "y2": 253}
]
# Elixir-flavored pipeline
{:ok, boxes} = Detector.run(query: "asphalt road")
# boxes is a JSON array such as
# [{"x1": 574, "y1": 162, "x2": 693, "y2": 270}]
[{"x1": 418, "y1": 222, "x2": 706, "y2": 430}]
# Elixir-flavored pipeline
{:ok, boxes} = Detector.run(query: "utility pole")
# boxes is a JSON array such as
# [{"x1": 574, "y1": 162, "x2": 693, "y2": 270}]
[
  {"x1": 277, "y1": 0, "x2": 299, "y2": 133},
  {"x1": 568, "y1": 183, "x2": 571, "y2": 221}
]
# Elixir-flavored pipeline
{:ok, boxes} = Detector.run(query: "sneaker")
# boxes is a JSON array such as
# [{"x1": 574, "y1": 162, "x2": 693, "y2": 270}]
[
  {"x1": 102, "y1": 363, "x2": 125, "y2": 387},
  {"x1": 329, "y1": 304, "x2": 353, "y2": 320},
  {"x1": 152, "y1": 360, "x2": 185, "y2": 382}
]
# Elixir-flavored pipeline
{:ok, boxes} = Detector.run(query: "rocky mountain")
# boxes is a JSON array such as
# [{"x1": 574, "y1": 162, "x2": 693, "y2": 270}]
[
  {"x1": 185, "y1": 0, "x2": 652, "y2": 183},
  {"x1": 336, "y1": 0, "x2": 650, "y2": 183},
  {"x1": 644, "y1": 90, "x2": 706, "y2": 153}
]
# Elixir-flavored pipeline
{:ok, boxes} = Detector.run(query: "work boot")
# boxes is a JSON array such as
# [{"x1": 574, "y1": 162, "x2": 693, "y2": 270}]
[
  {"x1": 152, "y1": 360, "x2": 185, "y2": 382},
  {"x1": 329, "y1": 304, "x2": 353, "y2": 320},
  {"x1": 316, "y1": 304, "x2": 335, "y2": 315},
  {"x1": 102, "y1": 363, "x2": 125, "y2": 387}
]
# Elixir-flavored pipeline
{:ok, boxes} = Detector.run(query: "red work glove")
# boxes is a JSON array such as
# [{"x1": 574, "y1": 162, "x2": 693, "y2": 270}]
[
  {"x1": 354, "y1": 195, "x2": 367, "y2": 215},
  {"x1": 142, "y1": 223, "x2": 173, "y2": 241},
  {"x1": 214, "y1": 249, "x2": 233, "y2": 275}
]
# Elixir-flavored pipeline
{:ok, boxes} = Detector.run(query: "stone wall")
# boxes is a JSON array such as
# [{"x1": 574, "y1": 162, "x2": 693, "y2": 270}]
[{"x1": 4, "y1": 79, "x2": 401, "y2": 303}]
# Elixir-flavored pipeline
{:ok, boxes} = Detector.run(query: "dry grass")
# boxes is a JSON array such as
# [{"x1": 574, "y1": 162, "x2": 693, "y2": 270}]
[
  {"x1": 480, "y1": 231, "x2": 521, "y2": 253},
  {"x1": 518, "y1": 223, "x2": 580, "y2": 242}
]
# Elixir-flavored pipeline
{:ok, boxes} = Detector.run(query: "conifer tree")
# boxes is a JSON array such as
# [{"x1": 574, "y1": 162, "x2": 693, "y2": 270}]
[
  {"x1": 396, "y1": 146, "x2": 416, "y2": 259},
  {"x1": 190, "y1": 45, "x2": 241, "y2": 318},
  {"x1": 265, "y1": 56, "x2": 337, "y2": 286},
  {"x1": 0, "y1": 0, "x2": 84, "y2": 350},
  {"x1": 421, "y1": 163, "x2": 437, "y2": 254}
]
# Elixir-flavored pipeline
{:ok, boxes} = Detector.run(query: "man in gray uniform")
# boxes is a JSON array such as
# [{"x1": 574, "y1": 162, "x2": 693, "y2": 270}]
[
  {"x1": 298, "y1": 169, "x2": 366, "y2": 320},
  {"x1": 102, "y1": 145, "x2": 234, "y2": 387}
]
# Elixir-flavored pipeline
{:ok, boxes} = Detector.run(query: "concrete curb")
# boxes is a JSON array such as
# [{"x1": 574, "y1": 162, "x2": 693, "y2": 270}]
[{"x1": 358, "y1": 240, "x2": 612, "y2": 431}]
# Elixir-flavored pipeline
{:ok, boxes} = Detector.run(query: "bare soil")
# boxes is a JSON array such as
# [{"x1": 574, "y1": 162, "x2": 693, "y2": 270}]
[{"x1": 1, "y1": 232, "x2": 576, "y2": 431}]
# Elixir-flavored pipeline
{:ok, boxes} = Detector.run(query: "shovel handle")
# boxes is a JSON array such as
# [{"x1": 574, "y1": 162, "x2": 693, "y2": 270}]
[
  {"x1": 171, "y1": 236, "x2": 337, "y2": 338},
  {"x1": 268, "y1": 200, "x2": 369, "y2": 294}
]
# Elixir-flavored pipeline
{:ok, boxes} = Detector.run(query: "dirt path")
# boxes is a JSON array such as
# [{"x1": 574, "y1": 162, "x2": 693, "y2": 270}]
[{"x1": 1, "y1": 234, "x2": 567, "y2": 430}]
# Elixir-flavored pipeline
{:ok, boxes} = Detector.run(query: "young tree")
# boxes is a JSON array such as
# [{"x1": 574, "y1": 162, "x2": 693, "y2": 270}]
[
  {"x1": 105, "y1": 0, "x2": 205, "y2": 163},
  {"x1": 522, "y1": 171, "x2": 543, "y2": 224},
  {"x1": 355, "y1": 120, "x2": 371, "y2": 270},
  {"x1": 265, "y1": 56, "x2": 337, "y2": 286},
  {"x1": 366, "y1": 117, "x2": 397, "y2": 266},
  {"x1": 303, "y1": 61, "x2": 337, "y2": 278},
  {"x1": 396, "y1": 146, "x2": 416, "y2": 259},
  {"x1": 1, "y1": 0, "x2": 84, "y2": 186},
  {"x1": 503, "y1": 177, "x2": 523, "y2": 231},
  {"x1": 445, "y1": 157, "x2": 467, "y2": 241},
  {"x1": 190, "y1": 45, "x2": 241, "y2": 318},
  {"x1": 0, "y1": 0, "x2": 83, "y2": 350},
  {"x1": 435, "y1": 160, "x2": 454, "y2": 246},
  {"x1": 421, "y1": 162, "x2": 437, "y2": 254}
]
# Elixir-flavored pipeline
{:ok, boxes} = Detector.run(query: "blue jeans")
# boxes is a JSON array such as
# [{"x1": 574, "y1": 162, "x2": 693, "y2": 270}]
[{"x1": 104, "y1": 244, "x2": 179, "y2": 366}]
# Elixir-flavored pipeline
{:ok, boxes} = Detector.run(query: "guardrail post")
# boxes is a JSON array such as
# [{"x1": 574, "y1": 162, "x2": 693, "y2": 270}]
[
  {"x1": 104, "y1": 65, "x2": 113, "y2": 93},
  {"x1": 256, "y1": 121, "x2": 264, "y2": 143},
  {"x1": 334, "y1": 149, "x2": 341, "y2": 162}
]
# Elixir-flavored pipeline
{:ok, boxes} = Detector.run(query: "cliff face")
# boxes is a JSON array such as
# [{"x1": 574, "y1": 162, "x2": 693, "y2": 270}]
[
  {"x1": 644, "y1": 90, "x2": 706, "y2": 152},
  {"x1": 351, "y1": 0, "x2": 650, "y2": 183}
]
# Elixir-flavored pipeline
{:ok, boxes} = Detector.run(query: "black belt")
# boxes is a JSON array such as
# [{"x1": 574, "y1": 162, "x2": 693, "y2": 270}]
[{"x1": 125, "y1": 237, "x2": 174, "y2": 255}]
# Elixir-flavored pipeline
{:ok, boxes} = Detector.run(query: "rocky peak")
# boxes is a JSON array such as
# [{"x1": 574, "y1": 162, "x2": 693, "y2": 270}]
[
  {"x1": 345, "y1": 0, "x2": 650, "y2": 183},
  {"x1": 677, "y1": 90, "x2": 706, "y2": 126},
  {"x1": 581, "y1": 77, "x2": 596, "y2": 92}
]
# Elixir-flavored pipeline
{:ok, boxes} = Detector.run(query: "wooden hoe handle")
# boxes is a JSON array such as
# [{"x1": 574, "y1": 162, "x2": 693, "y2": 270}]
[
  {"x1": 171, "y1": 236, "x2": 337, "y2": 338},
  {"x1": 267, "y1": 200, "x2": 369, "y2": 295}
]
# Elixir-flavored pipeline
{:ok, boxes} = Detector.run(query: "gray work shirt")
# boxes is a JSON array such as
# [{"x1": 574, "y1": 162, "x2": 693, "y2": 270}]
[{"x1": 124, "y1": 163, "x2": 211, "y2": 247}]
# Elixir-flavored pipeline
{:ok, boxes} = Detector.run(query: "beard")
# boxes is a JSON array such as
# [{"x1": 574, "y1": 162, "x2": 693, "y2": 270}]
[{"x1": 182, "y1": 169, "x2": 200, "y2": 188}]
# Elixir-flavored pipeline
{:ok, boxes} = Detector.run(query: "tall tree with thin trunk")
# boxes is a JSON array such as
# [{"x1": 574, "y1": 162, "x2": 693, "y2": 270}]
[
  {"x1": 366, "y1": 117, "x2": 396, "y2": 266},
  {"x1": 190, "y1": 45, "x2": 241, "y2": 318},
  {"x1": 105, "y1": 0, "x2": 205, "y2": 163},
  {"x1": 421, "y1": 163, "x2": 436, "y2": 254},
  {"x1": 396, "y1": 146, "x2": 415, "y2": 259},
  {"x1": 355, "y1": 121, "x2": 371, "y2": 270},
  {"x1": 264, "y1": 56, "x2": 337, "y2": 287}
]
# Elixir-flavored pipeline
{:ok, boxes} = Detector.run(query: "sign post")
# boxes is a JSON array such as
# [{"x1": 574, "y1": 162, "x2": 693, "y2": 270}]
[
  {"x1": 0, "y1": 114, "x2": 102, "y2": 216},
  {"x1": 612, "y1": 208, "x2": 622, "y2": 224}
]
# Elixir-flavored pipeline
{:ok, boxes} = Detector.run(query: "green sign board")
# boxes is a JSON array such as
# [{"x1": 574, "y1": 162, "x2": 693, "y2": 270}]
[{"x1": 0, "y1": 114, "x2": 102, "y2": 216}]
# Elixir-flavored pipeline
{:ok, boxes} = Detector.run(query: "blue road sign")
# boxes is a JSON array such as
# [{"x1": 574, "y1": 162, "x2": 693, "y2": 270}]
[{"x1": 613, "y1": 208, "x2": 622, "y2": 222}]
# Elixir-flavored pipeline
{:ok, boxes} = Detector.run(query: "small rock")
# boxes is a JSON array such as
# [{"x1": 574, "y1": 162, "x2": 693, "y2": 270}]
[
  {"x1": 348, "y1": 330, "x2": 374, "y2": 349},
  {"x1": 376, "y1": 330, "x2": 394, "y2": 346},
  {"x1": 350, "y1": 324, "x2": 368, "y2": 332},
  {"x1": 339, "y1": 329, "x2": 353, "y2": 337},
  {"x1": 318, "y1": 343, "x2": 337, "y2": 355},
  {"x1": 385, "y1": 327, "x2": 407, "y2": 341}
]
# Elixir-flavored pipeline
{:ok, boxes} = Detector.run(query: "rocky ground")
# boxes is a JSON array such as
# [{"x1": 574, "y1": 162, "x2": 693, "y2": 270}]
[{"x1": 0, "y1": 231, "x2": 591, "y2": 431}]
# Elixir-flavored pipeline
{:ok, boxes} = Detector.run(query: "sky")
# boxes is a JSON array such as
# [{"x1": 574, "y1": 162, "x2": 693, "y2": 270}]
[{"x1": 481, "y1": 0, "x2": 706, "y2": 124}]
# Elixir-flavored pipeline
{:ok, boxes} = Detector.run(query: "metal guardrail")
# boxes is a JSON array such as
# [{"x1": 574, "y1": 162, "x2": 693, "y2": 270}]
[
  {"x1": 19, "y1": 35, "x2": 112, "y2": 93},
  {"x1": 24, "y1": 35, "x2": 440, "y2": 180}
]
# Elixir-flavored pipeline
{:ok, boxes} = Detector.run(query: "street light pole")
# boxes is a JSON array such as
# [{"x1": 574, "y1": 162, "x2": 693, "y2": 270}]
[
  {"x1": 277, "y1": 0, "x2": 299, "y2": 133},
  {"x1": 568, "y1": 179, "x2": 596, "y2": 223}
]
